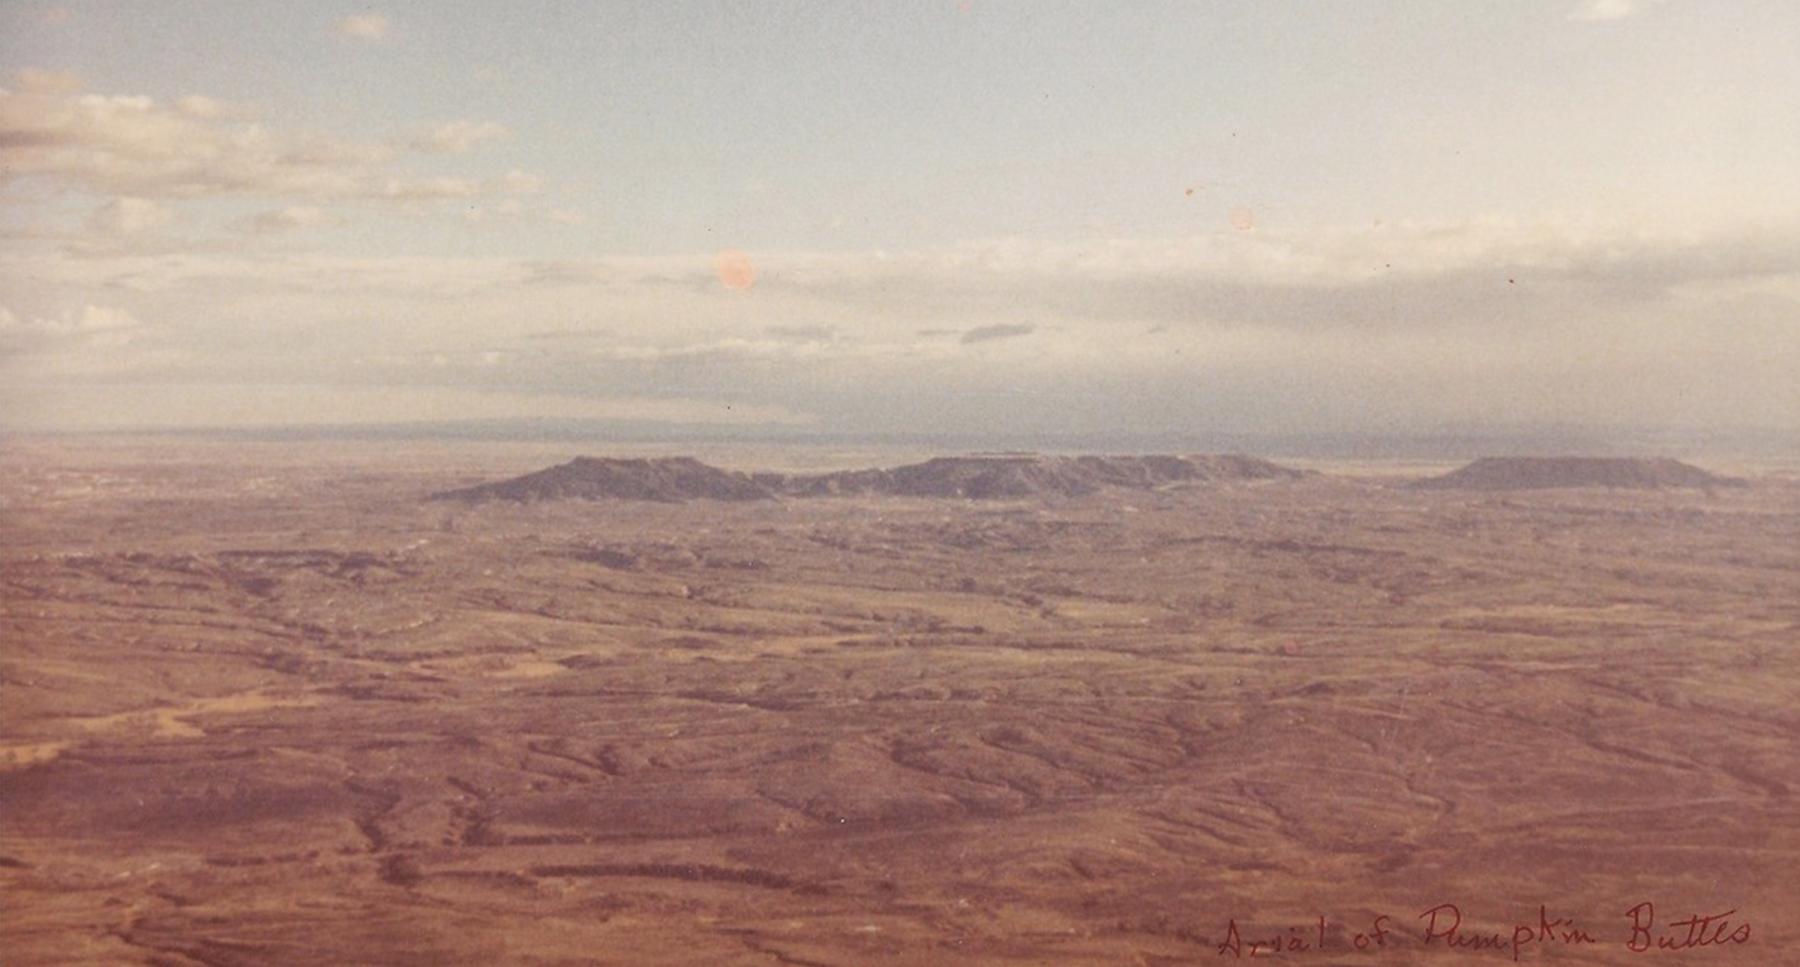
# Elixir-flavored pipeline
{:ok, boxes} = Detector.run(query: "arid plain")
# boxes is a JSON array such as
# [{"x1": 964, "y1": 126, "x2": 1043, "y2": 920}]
[{"x1": 2, "y1": 438, "x2": 1796, "y2": 966}]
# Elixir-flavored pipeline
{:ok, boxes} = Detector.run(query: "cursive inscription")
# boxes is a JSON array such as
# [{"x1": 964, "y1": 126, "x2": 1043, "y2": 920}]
[{"x1": 1212, "y1": 903, "x2": 1750, "y2": 959}]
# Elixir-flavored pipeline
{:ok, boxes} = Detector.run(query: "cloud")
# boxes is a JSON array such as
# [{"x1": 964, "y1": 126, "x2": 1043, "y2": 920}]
[
  {"x1": 1567, "y1": 0, "x2": 1645, "y2": 22},
  {"x1": 498, "y1": 169, "x2": 543, "y2": 195},
  {"x1": 378, "y1": 176, "x2": 482, "y2": 200},
  {"x1": 86, "y1": 197, "x2": 173, "y2": 236},
  {"x1": 521, "y1": 327, "x2": 613, "y2": 342},
  {"x1": 336, "y1": 12, "x2": 388, "y2": 41},
  {"x1": 15, "y1": 214, "x2": 1797, "y2": 309},
  {"x1": 461, "y1": 201, "x2": 513, "y2": 223},
  {"x1": 3, "y1": 215, "x2": 1795, "y2": 434},
  {"x1": 234, "y1": 205, "x2": 335, "y2": 234},
  {"x1": 66, "y1": 304, "x2": 140, "y2": 333},
  {"x1": 13, "y1": 67, "x2": 81, "y2": 94},
  {"x1": 409, "y1": 119, "x2": 507, "y2": 153},
  {"x1": 1, "y1": 303, "x2": 143, "y2": 355},
  {"x1": 0, "y1": 383, "x2": 810, "y2": 430},
  {"x1": 765, "y1": 324, "x2": 836, "y2": 342},
  {"x1": 959, "y1": 323, "x2": 1035, "y2": 345},
  {"x1": 458, "y1": 199, "x2": 582, "y2": 226},
  {"x1": 0, "y1": 80, "x2": 537, "y2": 204},
  {"x1": 174, "y1": 94, "x2": 234, "y2": 119}
]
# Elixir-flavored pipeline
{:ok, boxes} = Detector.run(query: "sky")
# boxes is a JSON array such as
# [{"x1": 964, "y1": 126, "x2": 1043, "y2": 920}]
[{"x1": 2, "y1": 0, "x2": 1797, "y2": 438}]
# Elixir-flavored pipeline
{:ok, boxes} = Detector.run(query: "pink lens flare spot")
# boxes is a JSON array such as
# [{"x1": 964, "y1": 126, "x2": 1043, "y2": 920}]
[{"x1": 716, "y1": 249, "x2": 757, "y2": 291}]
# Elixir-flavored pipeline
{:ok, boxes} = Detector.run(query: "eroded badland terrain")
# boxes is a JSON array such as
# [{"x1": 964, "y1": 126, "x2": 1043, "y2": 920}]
[{"x1": 2, "y1": 440, "x2": 1797, "y2": 966}]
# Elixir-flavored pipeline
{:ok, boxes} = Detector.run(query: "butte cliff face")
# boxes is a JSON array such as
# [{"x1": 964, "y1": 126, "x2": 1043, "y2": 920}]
[
  {"x1": 433, "y1": 453, "x2": 1305, "y2": 503},
  {"x1": 1411, "y1": 456, "x2": 1743, "y2": 491}
]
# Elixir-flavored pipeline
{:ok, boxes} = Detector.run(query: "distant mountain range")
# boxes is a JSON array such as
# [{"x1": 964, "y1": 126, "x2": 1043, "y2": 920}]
[
  {"x1": 434, "y1": 453, "x2": 1750, "y2": 503},
  {"x1": 431, "y1": 454, "x2": 1305, "y2": 503}
]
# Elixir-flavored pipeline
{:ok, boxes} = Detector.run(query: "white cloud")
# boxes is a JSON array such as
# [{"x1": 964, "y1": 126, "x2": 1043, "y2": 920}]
[
  {"x1": 1568, "y1": 0, "x2": 1644, "y2": 22},
  {"x1": 69, "y1": 304, "x2": 140, "y2": 333},
  {"x1": 0, "y1": 384, "x2": 809, "y2": 430},
  {"x1": 1, "y1": 303, "x2": 143, "y2": 348},
  {"x1": 0, "y1": 79, "x2": 534, "y2": 203},
  {"x1": 13, "y1": 67, "x2": 81, "y2": 94},
  {"x1": 4, "y1": 214, "x2": 1795, "y2": 434},
  {"x1": 498, "y1": 169, "x2": 544, "y2": 195},
  {"x1": 86, "y1": 197, "x2": 173, "y2": 236},
  {"x1": 377, "y1": 176, "x2": 482, "y2": 200},
  {"x1": 336, "y1": 12, "x2": 388, "y2": 41},
  {"x1": 410, "y1": 119, "x2": 507, "y2": 153},
  {"x1": 174, "y1": 94, "x2": 231, "y2": 119},
  {"x1": 234, "y1": 205, "x2": 335, "y2": 234}
]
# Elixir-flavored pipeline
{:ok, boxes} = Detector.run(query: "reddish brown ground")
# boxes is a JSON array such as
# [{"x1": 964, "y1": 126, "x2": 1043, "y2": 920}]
[{"x1": 3, "y1": 439, "x2": 1796, "y2": 966}]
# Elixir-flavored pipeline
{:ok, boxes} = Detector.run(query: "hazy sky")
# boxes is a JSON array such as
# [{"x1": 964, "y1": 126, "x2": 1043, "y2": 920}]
[{"x1": 2, "y1": 1, "x2": 1797, "y2": 435}]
